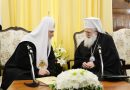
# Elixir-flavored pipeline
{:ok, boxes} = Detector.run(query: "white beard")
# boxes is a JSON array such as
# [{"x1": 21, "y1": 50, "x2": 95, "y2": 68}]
[{"x1": 84, "y1": 34, "x2": 97, "y2": 48}]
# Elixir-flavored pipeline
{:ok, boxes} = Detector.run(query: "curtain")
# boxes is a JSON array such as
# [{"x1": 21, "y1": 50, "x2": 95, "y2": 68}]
[{"x1": 1, "y1": 0, "x2": 112, "y2": 59}]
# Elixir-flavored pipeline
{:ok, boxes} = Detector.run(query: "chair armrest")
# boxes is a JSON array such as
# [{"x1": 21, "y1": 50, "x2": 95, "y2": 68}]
[
  {"x1": 120, "y1": 59, "x2": 125, "y2": 66},
  {"x1": 0, "y1": 65, "x2": 4, "y2": 76},
  {"x1": 67, "y1": 60, "x2": 74, "y2": 69},
  {"x1": 120, "y1": 59, "x2": 127, "y2": 75}
]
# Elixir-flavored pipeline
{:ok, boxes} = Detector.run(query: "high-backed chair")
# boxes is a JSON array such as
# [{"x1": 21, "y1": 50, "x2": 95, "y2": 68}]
[
  {"x1": 0, "y1": 27, "x2": 30, "y2": 76},
  {"x1": 113, "y1": 28, "x2": 130, "y2": 76},
  {"x1": 0, "y1": 27, "x2": 30, "y2": 85},
  {"x1": 67, "y1": 30, "x2": 85, "y2": 69}
]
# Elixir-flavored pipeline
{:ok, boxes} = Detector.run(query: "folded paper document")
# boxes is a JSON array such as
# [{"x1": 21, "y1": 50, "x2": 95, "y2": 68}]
[{"x1": 36, "y1": 76, "x2": 57, "y2": 85}]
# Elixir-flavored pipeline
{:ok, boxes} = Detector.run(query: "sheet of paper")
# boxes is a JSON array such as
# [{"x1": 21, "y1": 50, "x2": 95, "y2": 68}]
[{"x1": 36, "y1": 76, "x2": 57, "y2": 85}]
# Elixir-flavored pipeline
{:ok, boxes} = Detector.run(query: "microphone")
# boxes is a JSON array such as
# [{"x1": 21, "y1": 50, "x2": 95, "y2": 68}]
[
  {"x1": 97, "y1": 45, "x2": 104, "y2": 80},
  {"x1": 24, "y1": 44, "x2": 39, "y2": 87},
  {"x1": 97, "y1": 44, "x2": 130, "y2": 81}
]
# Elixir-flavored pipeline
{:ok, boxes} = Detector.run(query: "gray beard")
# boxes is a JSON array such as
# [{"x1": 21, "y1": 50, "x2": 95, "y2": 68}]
[{"x1": 84, "y1": 35, "x2": 97, "y2": 48}]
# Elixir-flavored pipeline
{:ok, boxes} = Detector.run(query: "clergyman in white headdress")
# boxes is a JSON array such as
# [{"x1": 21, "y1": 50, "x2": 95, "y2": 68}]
[
  {"x1": 1, "y1": 16, "x2": 62, "y2": 90},
  {"x1": 72, "y1": 17, "x2": 122, "y2": 80}
]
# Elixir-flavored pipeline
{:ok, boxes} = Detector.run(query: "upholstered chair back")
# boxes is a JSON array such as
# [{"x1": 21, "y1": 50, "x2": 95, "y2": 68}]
[
  {"x1": 113, "y1": 29, "x2": 130, "y2": 65},
  {"x1": 113, "y1": 28, "x2": 130, "y2": 76},
  {"x1": 0, "y1": 28, "x2": 30, "y2": 66},
  {"x1": 73, "y1": 30, "x2": 85, "y2": 50}
]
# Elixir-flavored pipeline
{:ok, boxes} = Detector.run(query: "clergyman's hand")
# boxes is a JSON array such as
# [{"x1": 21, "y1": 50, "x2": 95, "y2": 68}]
[
  {"x1": 38, "y1": 69, "x2": 50, "y2": 76},
  {"x1": 82, "y1": 61, "x2": 95, "y2": 69},
  {"x1": 82, "y1": 62, "x2": 88, "y2": 69}
]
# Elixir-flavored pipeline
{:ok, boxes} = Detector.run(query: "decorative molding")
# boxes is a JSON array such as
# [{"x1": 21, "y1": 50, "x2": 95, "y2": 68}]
[
  {"x1": 125, "y1": 0, "x2": 130, "y2": 3},
  {"x1": 0, "y1": 26, "x2": 30, "y2": 33},
  {"x1": 113, "y1": 9, "x2": 130, "y2": 14},
  {"x1": 113, "y1": 0, "x2": 130, "y2": 9}
]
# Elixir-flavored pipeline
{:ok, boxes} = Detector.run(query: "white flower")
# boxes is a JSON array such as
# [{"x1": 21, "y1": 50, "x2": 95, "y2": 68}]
[
  {"x1": 54, "y1": 46, "x2": 68, "y2": 66},
  {"x1": 57, "y1": 58, "x2": 66, "y2": 66},
  {"x1": 55, "y1": 69, "x2": 103, "y2": 90},
  {"x1": 59, "y1": 47, "x2": 66, "y2": 53}
]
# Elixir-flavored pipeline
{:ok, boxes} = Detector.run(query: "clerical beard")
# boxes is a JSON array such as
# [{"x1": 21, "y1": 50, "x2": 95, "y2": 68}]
[{"x1": 84, "y1": 34, "x2": 97, "y2": 48}]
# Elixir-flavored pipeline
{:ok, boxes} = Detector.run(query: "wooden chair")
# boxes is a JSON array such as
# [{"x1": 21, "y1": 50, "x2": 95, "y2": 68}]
[
  {"x1": 67, "y1": 30, "x2": 85, "y2": 69},
  {"x1": 113, "y1": 28, "x2": 130, "y2": 76},
  {"x1": 0, "y1": 27, "x2": 30, "y2": 76}
]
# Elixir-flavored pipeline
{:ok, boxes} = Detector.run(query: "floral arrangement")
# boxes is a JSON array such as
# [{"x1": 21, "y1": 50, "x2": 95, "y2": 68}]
[
  {"x1": 54, "y1": 45, "x2": 69, "y2": 66},
  {"x1": 54, "y1": 69, "x2": 103, "y2": 90}
]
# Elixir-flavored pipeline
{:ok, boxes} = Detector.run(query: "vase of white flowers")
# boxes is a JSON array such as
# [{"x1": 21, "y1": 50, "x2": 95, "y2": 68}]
[{"x1": 54, "y1": 69, "x2": 103, "y2": 90}]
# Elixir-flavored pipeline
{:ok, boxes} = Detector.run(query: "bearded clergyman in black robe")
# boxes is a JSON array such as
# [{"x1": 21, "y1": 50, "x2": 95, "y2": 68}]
[
  {"x1": 72, "y1": 17, "x2": 122, "y2": 79},
  {"x1": 1, "y1": 16, "x2": 62, "y2": 90}
]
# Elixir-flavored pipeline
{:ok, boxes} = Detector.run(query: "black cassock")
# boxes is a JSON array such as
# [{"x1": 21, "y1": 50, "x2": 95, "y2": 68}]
[
  {"x1": 1, "y1": 41, "x2": 62, "y2": 90},
  {"x1": 72, "y1": 32, "x2": 122, "y2": 77},
  {"x1": 0, "y1": 25, "x2": 2, "y2": 30}
]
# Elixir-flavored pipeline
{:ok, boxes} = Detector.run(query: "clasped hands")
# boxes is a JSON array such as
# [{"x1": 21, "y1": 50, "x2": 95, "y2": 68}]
[
  {"x1": 82, "y1": 61, "x2": 95, "y2": 69},
  {"x1": 38, "y1": 69, "x2": 50, "y2": 76}
]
